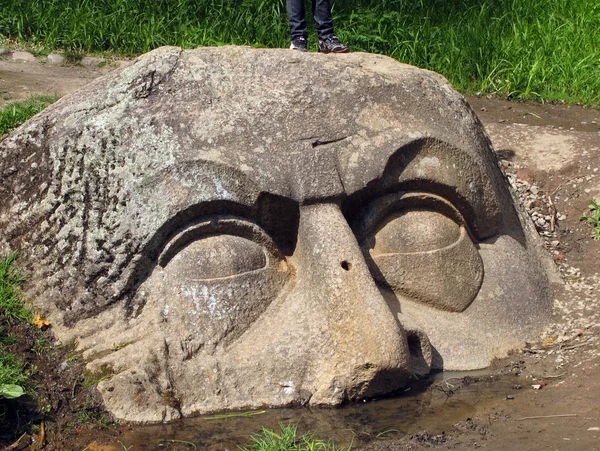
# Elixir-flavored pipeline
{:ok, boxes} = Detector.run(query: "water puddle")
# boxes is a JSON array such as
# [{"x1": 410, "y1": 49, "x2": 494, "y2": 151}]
[{"x1": 116, "y1": 370, "x2": 518, "y2": 450}]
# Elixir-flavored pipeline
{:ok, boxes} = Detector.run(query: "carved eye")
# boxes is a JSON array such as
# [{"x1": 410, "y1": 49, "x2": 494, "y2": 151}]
[
  {"x1": 144, "y1": 217, "x2": 291, "y2": 348},
  {"x1": 369, "y1": 210, "x2": 461, "y2": 254},
  {"x1": 166, "y1": 235, "x2": 267, "y2": 280},
  {"x1": 356, "y1": 193, "x2": 483, "y2": 312}
]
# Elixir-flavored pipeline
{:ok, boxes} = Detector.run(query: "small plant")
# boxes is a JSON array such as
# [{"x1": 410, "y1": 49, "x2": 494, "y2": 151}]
[
  {"x1": 83, "y1": 365, "x2": 114, "y2": 388},
  {"x1": 0, "y1": 95, "x2": 58, "y2": 136},
  {"x1": 32, "y1": 339, "x2": 50, "y2": 356},
  {"x1": 29, "y1": 46, "x2": 51, "y2": 57},
  {"x1": 581, "y1": 199, "x2": 600, "y2": 240},
  {"x1": 240, "y1": 424, "x2": 350, "y2": 451},
  {"x1": 63, "y1": 50, "x2": 84, "y2": 64},
  {"x1": 0, "y1": 383, "x2": 24, "y2": 399}
]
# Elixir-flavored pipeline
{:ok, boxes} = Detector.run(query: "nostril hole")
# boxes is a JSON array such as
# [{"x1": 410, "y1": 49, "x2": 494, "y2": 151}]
[{"x1": 341, "y1": 260, "x2": 352, "y2": 271}]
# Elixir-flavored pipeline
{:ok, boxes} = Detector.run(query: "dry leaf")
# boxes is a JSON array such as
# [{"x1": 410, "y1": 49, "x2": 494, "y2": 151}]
[{"x1": 32, "y1": 314, "x2": 51, "y2": 329}]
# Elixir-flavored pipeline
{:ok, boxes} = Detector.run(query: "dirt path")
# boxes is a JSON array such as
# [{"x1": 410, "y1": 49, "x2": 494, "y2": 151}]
[
  {"x1": 0, "y1": 58, "x2": 115, "y2": 108},
  {"x1": 1, "y1": 54, "x2": 599, "y2": 451}
]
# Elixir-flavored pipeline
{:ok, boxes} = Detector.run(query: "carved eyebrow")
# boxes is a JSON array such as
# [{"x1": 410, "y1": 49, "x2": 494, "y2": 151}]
[{"x1": 342, "y1": 138, "x2": 502, "y2": 241}]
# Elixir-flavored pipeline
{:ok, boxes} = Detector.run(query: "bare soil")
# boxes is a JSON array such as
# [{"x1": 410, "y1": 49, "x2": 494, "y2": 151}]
[{"x1": 1, "y1": 54, "x2": 599, "y2": 451}]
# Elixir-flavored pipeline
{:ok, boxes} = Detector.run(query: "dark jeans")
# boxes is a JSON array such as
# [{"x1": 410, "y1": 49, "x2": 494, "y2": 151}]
[{"x1": 286, "y1": 0, "x2": 335, "y2": 40}]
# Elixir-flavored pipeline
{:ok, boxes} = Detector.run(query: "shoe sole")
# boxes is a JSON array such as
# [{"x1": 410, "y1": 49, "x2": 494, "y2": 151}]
[{"x1": 318, "y1": 48, "x2": 350, "y2": 54}]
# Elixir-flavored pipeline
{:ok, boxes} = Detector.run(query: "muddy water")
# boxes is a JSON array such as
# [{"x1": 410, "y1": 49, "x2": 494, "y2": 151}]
[{"x1": 114, "y1": 370, "x2": 520, "y2": 450}]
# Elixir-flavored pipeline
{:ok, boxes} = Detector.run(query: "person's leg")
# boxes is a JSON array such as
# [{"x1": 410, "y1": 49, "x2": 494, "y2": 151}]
[
  {"x1": 313, "y1": 0, "x2": 349, "y2": 53},
  {"x1": 312, "y1": 0, "x2": 335, "y2": 40},
  {"x1": 287, "y1": 0, "x2": 308, "y2": 41}
]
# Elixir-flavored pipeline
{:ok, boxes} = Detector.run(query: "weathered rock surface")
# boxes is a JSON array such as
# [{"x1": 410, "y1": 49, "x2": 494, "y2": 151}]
[{"x1": 0, "y1": 46, "x2": 552, "y2": 422}]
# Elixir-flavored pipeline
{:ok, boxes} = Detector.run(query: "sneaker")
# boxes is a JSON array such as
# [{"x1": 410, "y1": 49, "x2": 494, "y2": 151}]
[
  {"x1": 290, "y1": 37, "x2": 308, "y2": 52},
  {"x1": 318, "y1": 35, "x2": 349, "y2": 53}
]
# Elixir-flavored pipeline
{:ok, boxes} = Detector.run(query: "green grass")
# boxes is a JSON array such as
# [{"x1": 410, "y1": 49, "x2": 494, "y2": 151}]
[
  {"x1": 0, "y1": 255, "x2": 31, "y2": 398},
  {"x1": 581, "y1": 199, "x2": 600, "y2": 240},
  {"x1": 0, "y1": 351, "x2": 28, "y2": 398},
  {"x1": 240, "y1": 424, "x2": 350, "y2": 451},
  {"x1": 0, "y1": 95, "x2": 59, "y2": 137},
  {"x1": 0, "y1": 254, "x2": 30, "y2": 325},
  {"x1": 0, "y1": 0, "x2": 599, "y2": 104}
]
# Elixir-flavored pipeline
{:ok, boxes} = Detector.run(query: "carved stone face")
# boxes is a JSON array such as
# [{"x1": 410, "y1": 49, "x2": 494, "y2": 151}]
[{"x1": 0, "y1": 46, "x2": 552, "y2": 422}]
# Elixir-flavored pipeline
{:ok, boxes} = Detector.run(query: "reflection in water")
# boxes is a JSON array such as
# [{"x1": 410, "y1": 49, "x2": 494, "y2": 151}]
[{"x1": 117, "y1": 371, "x2": 518, "y2": 450}]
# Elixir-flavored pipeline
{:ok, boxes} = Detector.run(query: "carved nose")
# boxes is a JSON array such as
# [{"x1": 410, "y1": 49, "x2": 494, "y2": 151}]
[{"x1": 293, "y1": 203, "x2": 413, "y2": 404}]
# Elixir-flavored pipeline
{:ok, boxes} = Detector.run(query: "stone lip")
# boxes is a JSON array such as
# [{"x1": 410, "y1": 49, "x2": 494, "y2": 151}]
[{"x1": 0, "y1": 46, "x2": 552, "y2": 421}]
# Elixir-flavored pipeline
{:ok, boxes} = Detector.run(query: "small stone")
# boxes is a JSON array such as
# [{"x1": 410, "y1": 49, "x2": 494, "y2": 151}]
[
  {"x1": 569, "y1": 127, "x2": 575, "y2": 131},
  {"x1": 530, "y1": 186, "x2": 539, "y2": 195},
  {"x1": 584, "y1": 188, "x2": 591, "y2": 193},
  {"x1": 81, "y1": 56, "x2": 105, "y2": 67},
  {"x1": 526, "y1": 200, "x2": 537, "y2": 209},
  {"x1": 588, "y1": 427, "x2": 600, "y2": 431},
  {"x1": 506, "y1": 394, "x2": 515, "y2": 400},
  {"x1": 536, "y1": 218, "x2": 546, "y2": 227},
  {"x1": 12, "y1": 51, "x2": 36, "y2": 63},
  {"x1": 47, "y1": 53, "x2": 65, "y2": 65},
  {"x1": 559, "y1": 214, "x2": 566, "y2": 220}
]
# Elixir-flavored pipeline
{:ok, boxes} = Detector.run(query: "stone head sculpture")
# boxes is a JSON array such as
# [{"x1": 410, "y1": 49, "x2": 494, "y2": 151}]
[{"x1": 0, "y1": 46, "x2": 552, "y2": 421}]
